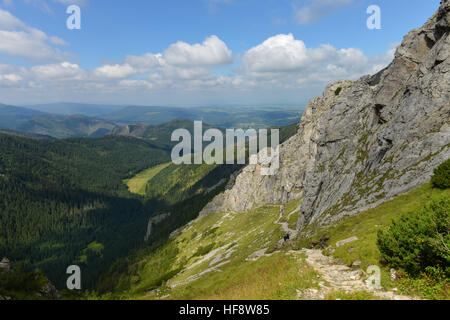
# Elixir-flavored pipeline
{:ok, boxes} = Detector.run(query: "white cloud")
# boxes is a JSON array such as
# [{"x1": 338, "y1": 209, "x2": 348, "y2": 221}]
[
  {"x1": 0, "y1": 9, "x2": 25, "y2": 29},
  {"x1": 163, "y1": 35, "x2": 233, "y2": 67},
  {"x1": 161, "y1": 66, "x2": 213, "y2": 81},
  {"x1": 241, "y1": 34, "x2": 394, "y2": 88},
  {"x1": 243, "y1": 34, "x2": 309, "y2": 73},
  {"x1": 31, "y1": 62, "x2": 85, "y2": 80},
  {"x1": 124, "y1": 53, "x2": 163, "y2": 72},
  {"x1": 0, "y1": 31, "x2": 396, "y2": 106},
  {"x1": 119, "y1": 79, "x2": 153, "y2": 90},
  {"x1": 93, "y1": 64, "x2": 137, "y2": 79},
  {"x1": 90, "y1": 35, "x2": 232, "y2": 85},
  {"x1": 0, "y1": 73, "x2": 22, "y2": 82},
  {"x1": 0, "y1": 9, "x2": 69, "y2": 61},
  {"x1": 295, "y1": 0, "x2": 354, "y2": 25}
]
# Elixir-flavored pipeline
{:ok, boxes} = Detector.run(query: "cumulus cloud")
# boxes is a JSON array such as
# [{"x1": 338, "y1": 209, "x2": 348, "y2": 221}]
[
  {"x1": 0, "y1": 9, "x2": 69, "y2": 61},
  {"x1": 88, "y1": 35, "x2": 232, "y2": 87},
  {"x1": 0, "y1": 73, "x2": 22, "y2": 82},
  {"x1": 31, "y1": 62, "x2": 85, "y2": 80},
  {"x1": 124, "y1": 53, "x2": 163, "y2": 72},
  {"x1": 163, "y1": 35, "x2": 233, "y2": 67},
  {"x1": 0, "y1": 31, "x2": 396, "y2": 105},
  {"x1": 241, "y1": 34, "x2": 393, "y2": 88},
  {"x1": 119, "y1": 79, "x2": 153, "y2": 90},
  {"x1": 2, "y1": 0, "x2": 89, "y2": 9},
  {"x1": 0, "y1": 9, "x2": 26, "y2": 29},
  {"x1": 295, "y1": 0, "x2": 354, "y2": 25},
  {"x1": 98, "y1": 35, "x2": 232, "y2": 83},
  {"x1": 243, "y1": 34, "x2": 309, "y2": 73},
  {"x1": 93, "y1": 64, "x2": 137, "y2": 79}
]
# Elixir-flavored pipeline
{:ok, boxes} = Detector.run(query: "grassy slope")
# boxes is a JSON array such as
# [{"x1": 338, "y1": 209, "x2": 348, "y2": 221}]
[
  {"x1": 293, "y1": 183, "x2": 450, "y2": 299},
  {"x1": 295, "y1": 183, "x2": 449, "y2": 267},
  {"x1": 99, "y1": 202, "x2": 320, "y2": 300},
  {"x1": 97, "y1": 182, "x2": 449, "y2": 300},
  {"x1": 125, "y1": 162, "x2": 171, "y2": 195}
]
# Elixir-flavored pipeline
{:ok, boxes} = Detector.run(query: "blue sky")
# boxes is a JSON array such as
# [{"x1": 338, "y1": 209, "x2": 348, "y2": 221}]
[{"x1": 0, "y1": 0, "x2": 440, "y2": 106}]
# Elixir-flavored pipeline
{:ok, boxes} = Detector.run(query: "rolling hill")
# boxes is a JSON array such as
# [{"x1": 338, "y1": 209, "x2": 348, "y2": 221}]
[
  {"x1": 17, "y1": 114, "x2": 120, "y2": 139},
  {"x1": 25, "y1": 103, "x2": 125, "y2": 117},
  {"x1": 103, "y1": 105, "x2": 303, "y2": 129}
]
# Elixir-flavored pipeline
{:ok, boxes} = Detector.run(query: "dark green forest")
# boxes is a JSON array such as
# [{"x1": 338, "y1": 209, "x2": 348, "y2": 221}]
[
  {"x1": 0, "y1": 134, "x2": 170, "y2": 288},
  {"x1": 0, "y1": 120, "x2": 298, "y2": 292}
]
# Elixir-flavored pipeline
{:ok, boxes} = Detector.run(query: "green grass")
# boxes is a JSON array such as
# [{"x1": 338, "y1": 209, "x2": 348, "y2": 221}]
[
  {"x1": 163, "y1": 252, "x2": 318, "y2": 300},
  {"x1": 98, "y1": 203, "x2": 322, "y2": 300},
  {"x1": 125, "y1": 162, "x2": 171, "y2": 195},
  {"x1": 0, "y1": 269, "x2": 54, "y2": 300},
  {"x1": 97, "y1": 181, "x2": 448, "y2": 300},
  {"x1": 279, "y1": 198, "x2": 302, "y2": 224},
  {"x1": 77, "y1": 241, "x2": 104, "y2": 263}
]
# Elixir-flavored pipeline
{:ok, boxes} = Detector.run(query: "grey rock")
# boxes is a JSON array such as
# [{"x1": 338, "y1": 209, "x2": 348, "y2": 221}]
[
  {"x1": 336, "y1": 237, "x2": 359, "y2": 248},
  {"x1": 144, "y1": 213, "x2": 171, "y2": 241},
  {"x1": 0, "y1": 257, "x2": 10, "y2": 273},
  {"x1": 39, "y1": 283, "x2": 61, "y2": 299}
]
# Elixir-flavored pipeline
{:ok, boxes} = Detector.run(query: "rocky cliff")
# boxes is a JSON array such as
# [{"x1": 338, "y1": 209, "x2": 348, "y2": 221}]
[{"x1": 200, "y1": 0, "x2": 450, "y2": 230}]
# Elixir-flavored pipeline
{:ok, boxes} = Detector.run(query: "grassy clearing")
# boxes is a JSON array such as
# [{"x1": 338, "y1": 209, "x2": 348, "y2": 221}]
[
  {"x1": 165, "y1": 252, "x2": 318, "y2": 300},
  {"x1": 124, "y1": 162, "x2": 171, "y2": 195}
]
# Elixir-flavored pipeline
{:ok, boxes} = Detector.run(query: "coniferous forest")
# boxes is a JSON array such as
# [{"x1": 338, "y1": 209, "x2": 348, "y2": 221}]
[{"x1": 0, "y1": 133, "x2": 172, "y2": 288}]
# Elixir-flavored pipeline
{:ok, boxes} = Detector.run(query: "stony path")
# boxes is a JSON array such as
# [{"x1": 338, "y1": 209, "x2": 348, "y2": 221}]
[
  {"x1": 298, "y1": 249, "x2": 417, "y2": 300},
  {"x1": 276, "y1": 205, "x2": 298, "y2": 238}
]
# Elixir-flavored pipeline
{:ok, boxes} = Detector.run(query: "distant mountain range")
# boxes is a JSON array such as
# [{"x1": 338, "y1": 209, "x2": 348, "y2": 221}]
[
  {"x1": 24, "y1": 103, "x2": 125, "y2": 117},
  {"x1": 0, "y1": 103, "x2": 119, "y2": 139},
  {"x1": 0, "y1": 103, "x2": 45, "y2": 129},
  {"x1": 103, "y1": 105, "x2": 302, "y2": 128},
  {"x1": 112, "y1": 119, "x2": 222, "y2": 150},
  {"x1": 0, "y1": 102, "x2": 304, "y2": 139}
]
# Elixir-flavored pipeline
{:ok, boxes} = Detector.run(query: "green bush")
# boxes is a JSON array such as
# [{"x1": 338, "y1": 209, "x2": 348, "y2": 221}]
[
  {"x1": 431, "y1": 159, "x2": 450, "y2": 189},
  {"x1": 377, "y1": 198, "x2": 450, "y2": 277},
  {"x1": 193, "y1": 243, "x2": 216, "y2": 257}
]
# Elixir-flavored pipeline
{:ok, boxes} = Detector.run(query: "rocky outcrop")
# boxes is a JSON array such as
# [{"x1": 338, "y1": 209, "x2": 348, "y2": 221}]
[
  {"x1": 201, "y1": 1, "x2": 450, "y2": 230},
  {"x1": 144, "y1": 213, "x2": 171, "y2": 241},
  {"x1": 38, "y1": 282, "x2": 61, "y2": 300},
  {"x1": 0, "y1": 257, "x2": 10, "y2": 273}
]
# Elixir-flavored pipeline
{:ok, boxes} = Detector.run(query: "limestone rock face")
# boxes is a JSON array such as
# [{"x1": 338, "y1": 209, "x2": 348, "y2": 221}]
[{"x1": 201, "y1": 1, "x2": 450, "y2": 229}]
